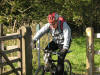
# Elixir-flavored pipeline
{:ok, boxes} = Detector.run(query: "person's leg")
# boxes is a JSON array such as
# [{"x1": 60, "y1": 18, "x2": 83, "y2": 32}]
[
  {"x1": 56, "y1": 39, "x2": 71, "y2": 75},
  {"x1": 57, "y1": 54, "x2": 66, "y2": 75},
  {"x1": 45, "y1": 41, "x2": 58, "y2": 75},
  {"x1": 45, "y1": 41, "x2": 58, "y2": 51}
]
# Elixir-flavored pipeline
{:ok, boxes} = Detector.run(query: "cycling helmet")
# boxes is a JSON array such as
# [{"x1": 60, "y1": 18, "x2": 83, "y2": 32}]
[
  {"x1": 52, "y1": 12, "x2": 59, "y2": 20},
  {"x1": 48, "y1": 12, "x2": 59, "y2": 24},
  {"x1": 48, "y1": 14, "x2": 55, "y2": 24}
]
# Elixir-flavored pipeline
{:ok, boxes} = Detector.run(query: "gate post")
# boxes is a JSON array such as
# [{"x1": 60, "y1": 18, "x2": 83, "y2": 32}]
[
  {"x1": 0, "y1": 24, "x2": 3, "y2": 74},
  {"x1": 20, "y1": 26, "x2": 33, "y2": 75},
  {"x1": 36, "y1": 24, "x2": 40, "y2": 67},
  {"x1": 86, "y1": 27, "x2": 94, "y2": 75}
]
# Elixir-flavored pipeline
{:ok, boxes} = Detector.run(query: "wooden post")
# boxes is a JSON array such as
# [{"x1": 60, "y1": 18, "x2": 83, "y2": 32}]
[
  {"x1": 0, "y1": 23, "x2": 2, "y2": 74},
  {"x1": 36, "y1": 24, "x2": 40, "y2": 67},
  {"x1": 86, "y1": 27, "x2": 94, "y2": 75},
  {"x1": 0, "y1": 24, "x2": 3, "y2": 74},
  {"x1": 20, "y1": 26, "x2": 32, "y2": 75},
  {"x1": 17, "y1": 29, "x2": 22, "y2": 75}
]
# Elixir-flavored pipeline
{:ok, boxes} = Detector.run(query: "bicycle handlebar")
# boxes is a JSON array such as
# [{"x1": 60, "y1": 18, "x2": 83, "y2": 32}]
[
  {"x1": 44, "y1": 49, "x2": 72, "y2": 56},
  {"x1": 34, "y1": 47, "x2": 72, "y2": 56}
]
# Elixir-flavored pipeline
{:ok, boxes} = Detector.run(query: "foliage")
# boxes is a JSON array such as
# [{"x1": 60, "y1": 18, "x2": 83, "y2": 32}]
[
  {"x1": 32, "y1": 36, "x2": 100, "y2": 74},
  {"x1": 0, "y1": 0, "x2": 100, "y2": 34}
]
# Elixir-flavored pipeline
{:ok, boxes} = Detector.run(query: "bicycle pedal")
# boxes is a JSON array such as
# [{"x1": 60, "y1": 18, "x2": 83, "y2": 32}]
[
  {"x1": 44, "y1": 66, "x2": 49, "y2": 72},
  {"x1": 51, "y1": 68, "x2": 56, "y2": 73}
]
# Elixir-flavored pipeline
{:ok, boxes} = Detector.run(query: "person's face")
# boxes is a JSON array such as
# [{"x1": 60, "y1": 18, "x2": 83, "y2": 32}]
[
  {"x1": 50, "y1": 20, "x2": 57, "y2": 26},
  {"x1": 50, "y1": 20, "x2": 58, "y2": 29}
]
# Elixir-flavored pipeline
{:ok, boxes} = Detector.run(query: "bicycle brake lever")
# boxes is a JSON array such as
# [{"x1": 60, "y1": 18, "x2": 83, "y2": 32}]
[{"x1": 33, "y1": 44, "x2": 37, "y2": 49}]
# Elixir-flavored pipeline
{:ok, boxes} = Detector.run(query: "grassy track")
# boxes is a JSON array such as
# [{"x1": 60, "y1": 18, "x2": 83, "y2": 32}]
[{"x1": 32, "y1": 36, "x2": 100, "y2": 75}]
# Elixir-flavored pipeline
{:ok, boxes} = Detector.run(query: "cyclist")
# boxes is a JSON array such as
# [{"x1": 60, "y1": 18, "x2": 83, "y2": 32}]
[{"x1": 33, "y1": 12, "x2": 72, "y2": 75}]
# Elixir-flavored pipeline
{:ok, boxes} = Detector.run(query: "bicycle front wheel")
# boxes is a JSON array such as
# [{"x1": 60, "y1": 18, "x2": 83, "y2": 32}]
[
  {"x1": 35, "y1": 65, "x2": 45, "y2": 75},
  {"x1": 64, "y1": 59, "x2": 72, "y2": 75}
]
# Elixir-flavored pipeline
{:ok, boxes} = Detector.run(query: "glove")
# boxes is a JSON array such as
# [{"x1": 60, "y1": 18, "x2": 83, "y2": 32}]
[
  {"x1": 33, "y1": 40, "x2": 36, "y2": 44},
  {"x1": 60, "y1": 49, "x2": 68, "y2": 55},
  {"x1": 33, "y1": 40, "x2": 36, "y2": 48}
]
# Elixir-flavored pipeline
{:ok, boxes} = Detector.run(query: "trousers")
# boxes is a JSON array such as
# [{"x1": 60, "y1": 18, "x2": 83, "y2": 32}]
[{"x1": 45, "y1": 41, "x2": 66, "y2": 75}]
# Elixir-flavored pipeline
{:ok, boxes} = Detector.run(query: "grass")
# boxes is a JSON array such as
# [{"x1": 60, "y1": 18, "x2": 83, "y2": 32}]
[
  {"x1": 67, "y1": 36, "x2": 86, "y2": 74},
  {"x1": 2, "y1": 26, "x2": 100, "y2": 74},
  {"x1": 32, "y1": 36, "x2": 100, "y2": 75}
]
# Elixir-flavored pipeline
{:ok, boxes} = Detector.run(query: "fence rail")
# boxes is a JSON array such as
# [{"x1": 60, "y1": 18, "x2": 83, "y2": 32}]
[
  {"x1": 0, "y1": 33, "x2": 21, "y2": 41},
  {"x1": 2, "y1": 48, "x2": 20, "y2": 54},
  {"x1": 0, "y1": 58, "x2": 21, "y2": 68},
  {"x1": 1, "y1": 67, "x2": 22, "y2": 75},
  {"x1": 96, "y1": 33, "x2": 100, "y2": 38},
  {"x1": 86, "y1": 27, "x2": 100, "y2": 75},
  {"x1": 95, "y1": 50, "x2": 100, "y2": 55}
]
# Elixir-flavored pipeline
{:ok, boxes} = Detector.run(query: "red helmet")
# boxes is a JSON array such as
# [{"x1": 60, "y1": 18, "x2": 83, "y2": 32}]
[
  {"x1": 52, "y1": 12, "x2": 59, "y2": 20},
  {"x1": 47, "y1": 14, "x2": 55, "y2": 24},
  {"x1": 48, "y1": 12, "x2": 59, "y2": 24}
]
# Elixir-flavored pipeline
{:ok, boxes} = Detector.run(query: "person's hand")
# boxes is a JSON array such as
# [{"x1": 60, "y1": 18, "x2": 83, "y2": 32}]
[
  {"x1": 60, "y1": 49, "x2": 68, "y2": 55},
  {"x1": 33, "y1": 40, "x2": 36, "y2": 49},
  {"x1": 33, "y1": 40, "x2": 36, "y2": 44}
]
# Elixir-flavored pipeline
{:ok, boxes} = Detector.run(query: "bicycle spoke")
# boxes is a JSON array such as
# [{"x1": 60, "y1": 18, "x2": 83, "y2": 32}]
[
  {"x1": 64, "y1": 60, "x2": 72, "y2": 75},
  {"x1": 35, "y1": 65, "x2": 45, "y2": 75}
]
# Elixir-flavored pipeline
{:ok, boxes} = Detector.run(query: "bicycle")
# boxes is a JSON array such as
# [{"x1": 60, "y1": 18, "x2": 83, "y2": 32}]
[{"x1": 35, "y1": 49, "x2": 72, "y2": 75}]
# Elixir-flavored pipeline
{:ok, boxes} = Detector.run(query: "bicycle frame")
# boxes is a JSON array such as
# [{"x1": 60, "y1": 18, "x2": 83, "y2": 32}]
[
  {"x1": 43, "y1": 50, "x2": 57, "y2": 72},
  {"x1": 43, "y1": 50, "x2": 71, "y2": 72},
  {"x1": 35, "y1": 49, "x2": 72, "y2": 75}
]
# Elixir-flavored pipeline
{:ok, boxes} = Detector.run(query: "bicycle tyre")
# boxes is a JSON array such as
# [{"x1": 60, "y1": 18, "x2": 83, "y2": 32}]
[
  {"x1": 35, "y1": 65, "x2": 45, "y2": 75},
  {"x1": 64, "y1": 59, "x2": 72, "y2": 75}
]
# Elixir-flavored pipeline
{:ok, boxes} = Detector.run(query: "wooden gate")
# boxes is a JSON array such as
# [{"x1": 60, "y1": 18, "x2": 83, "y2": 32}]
[
  {"x1": 86, "y1": 27, "x2": 100, "y2": 75},
  {"x1": 0, "y1": 25, "x2": 33, "y2": 75}
]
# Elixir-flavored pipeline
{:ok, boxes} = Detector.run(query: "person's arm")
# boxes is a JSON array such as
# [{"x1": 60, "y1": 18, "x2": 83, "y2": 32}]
[
  {"x1": 33, "y1": 23, "x2": 50, "y2": 41},
  {"x1": 63, "y1": 22, "x2": 71, "y2": 50}
]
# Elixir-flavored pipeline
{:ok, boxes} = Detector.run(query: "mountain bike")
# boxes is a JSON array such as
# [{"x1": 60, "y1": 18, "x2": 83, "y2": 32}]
[{"x1": 35, "y1": 49, "x2": 72, "y2": 75}]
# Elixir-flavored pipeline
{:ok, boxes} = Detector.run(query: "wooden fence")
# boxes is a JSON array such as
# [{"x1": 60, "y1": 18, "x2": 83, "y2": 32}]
[
  {"x1": 86, "y1": 27, "x2": 100, "y2": 75},
  {"x1": 0, "y1": 25, "x2": 33, "y2": 75}
]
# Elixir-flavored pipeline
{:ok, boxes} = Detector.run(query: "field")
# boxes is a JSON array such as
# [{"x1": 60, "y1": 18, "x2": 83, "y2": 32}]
[
  {"x1": 1, "y1": 26, "x2": 100, "y2": 75},
  {"x1": 32, "y1": 36, "x2": 100, "y2": 75}
]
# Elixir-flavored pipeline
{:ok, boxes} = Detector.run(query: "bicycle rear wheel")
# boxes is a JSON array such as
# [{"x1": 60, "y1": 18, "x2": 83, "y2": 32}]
[
  {"x1": 64, "y1": 59, "x2": 72, "y2": 75},
  {"x1": 35, "y1": 65, "x2": 45, "y2": 75}
]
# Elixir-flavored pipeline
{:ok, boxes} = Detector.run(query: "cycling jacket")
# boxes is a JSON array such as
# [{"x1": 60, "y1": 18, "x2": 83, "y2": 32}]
[{"x1": 33, "y1": 22, "x2": 71, "y2": 50}]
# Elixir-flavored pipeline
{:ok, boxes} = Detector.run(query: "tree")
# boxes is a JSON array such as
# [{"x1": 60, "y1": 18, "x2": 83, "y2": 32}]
[{"x1": 0, "y1": 0, "x2": 100, "y2": 34}]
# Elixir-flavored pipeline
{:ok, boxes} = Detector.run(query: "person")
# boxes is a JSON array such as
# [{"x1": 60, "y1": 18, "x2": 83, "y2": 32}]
[{"x1": 33, "y1": 12, "x2": 72, "y2": 75}]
